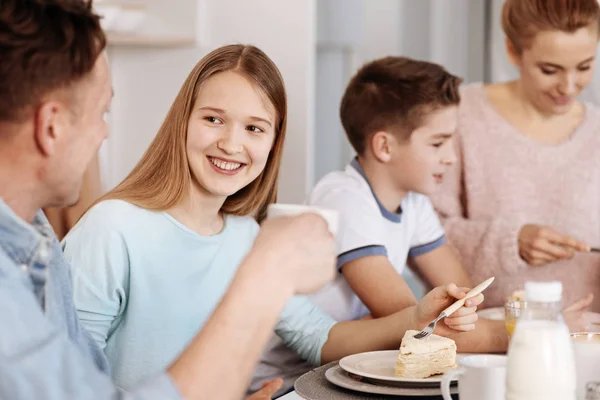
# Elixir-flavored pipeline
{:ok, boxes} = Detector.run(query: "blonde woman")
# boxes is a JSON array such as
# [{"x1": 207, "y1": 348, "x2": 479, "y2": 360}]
[
  {"x1": 63, "y1": 44, "x2": 484, "y2": 396},
  {"x1": 431, "y1": 0, "x2": 600, "y2": 310}
]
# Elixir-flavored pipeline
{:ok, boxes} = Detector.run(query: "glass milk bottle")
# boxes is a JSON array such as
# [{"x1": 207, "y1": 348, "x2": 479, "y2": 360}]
[{"x1": 506, "y1": 281, "x2": 576, "y2": 400}]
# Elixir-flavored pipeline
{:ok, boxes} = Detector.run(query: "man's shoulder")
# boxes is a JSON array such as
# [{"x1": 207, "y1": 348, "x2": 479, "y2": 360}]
[{"x1": 0, "y1": 246, "x2": 26, "y2": 282}]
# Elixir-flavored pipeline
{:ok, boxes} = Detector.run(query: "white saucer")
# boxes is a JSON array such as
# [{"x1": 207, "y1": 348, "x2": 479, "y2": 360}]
[
  {"x1": 338, "y1": 350, "x2": 464, "y2": 386},
  {"x1": 478, "y1": 307, "x2": 600, "y2": 327},
  {"x1": 325, "y1": 364, "x2": 458, "y2": 396}
]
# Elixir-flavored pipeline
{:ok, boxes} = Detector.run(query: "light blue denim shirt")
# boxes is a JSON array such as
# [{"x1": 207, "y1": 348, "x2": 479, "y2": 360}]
[
  {"x1": 62, "y1": 200, "x2": 337, "y2": 390},
  {"x1": 0, "y1": 200, "x2": 181, "y2": 400}
]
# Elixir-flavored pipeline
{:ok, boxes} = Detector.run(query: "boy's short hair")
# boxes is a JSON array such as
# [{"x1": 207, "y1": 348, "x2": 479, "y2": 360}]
[{"x1": 340, "y1": 56, "x2": 463, "y2": 155}]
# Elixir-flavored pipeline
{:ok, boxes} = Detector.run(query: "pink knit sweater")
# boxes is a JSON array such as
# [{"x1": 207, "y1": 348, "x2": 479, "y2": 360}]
[{"x1": 430, "y1": 83, "x2": 600, "y2": 310}]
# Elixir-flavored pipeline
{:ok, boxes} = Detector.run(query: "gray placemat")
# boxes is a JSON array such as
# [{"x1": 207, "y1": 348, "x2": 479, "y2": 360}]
[{"x1": 294, "y1": 362, "x2": 457, "y2": 400}]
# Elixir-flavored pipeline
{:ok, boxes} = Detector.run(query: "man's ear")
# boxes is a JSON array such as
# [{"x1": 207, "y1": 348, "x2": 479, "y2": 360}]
[
  {"x1": 34, "y1": 102, "x2": 64, "y2": 156},
  {"x1": 370, "y1": 131, "x2": 394, "y2": 163}
]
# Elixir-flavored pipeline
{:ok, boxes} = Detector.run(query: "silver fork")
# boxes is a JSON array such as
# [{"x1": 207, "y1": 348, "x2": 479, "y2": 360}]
[{"x1": 413, "y1": 277, "x2": 495, "y2": 340}]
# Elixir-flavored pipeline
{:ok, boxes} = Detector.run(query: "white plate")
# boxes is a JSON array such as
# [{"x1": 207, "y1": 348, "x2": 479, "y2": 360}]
[
  {"x1": 338, "y1": 350, "x2": 465, "y2": 385},
  {"x1": 478, "y1": 308, "x2": 600, "y2": 326},
  {"x1": 325, "y1": 364, "x2": 458, "y2": 396},
  {"x1": 588, "y1": 311, "x2": 600, "y2": 327},
  {"x1": 478, "y1": 307, "x2": 504, "y2": 320}
]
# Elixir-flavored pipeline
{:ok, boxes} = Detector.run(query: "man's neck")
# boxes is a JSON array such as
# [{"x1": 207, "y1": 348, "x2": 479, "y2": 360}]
[
  {"x1": 356, "y1": 157, "x2": 407, "y2": 213},
  {"x1": 0, "y1": 126, "x2": 44, "y2": 223},
  {"x1": 0, "y1": 182, "x2": 41, "y2": 223}
]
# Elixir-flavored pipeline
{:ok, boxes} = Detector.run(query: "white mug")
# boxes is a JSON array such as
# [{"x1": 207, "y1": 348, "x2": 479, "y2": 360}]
[
  {"x1": 441, "y1": 355, "x2": 507, "y2": 400},
  {"x1": 266, "y1": 203, "x2": 339, "y2": 236},
  {"x1": 571, "y1": 333, "x2": 600, "y2": 400}
]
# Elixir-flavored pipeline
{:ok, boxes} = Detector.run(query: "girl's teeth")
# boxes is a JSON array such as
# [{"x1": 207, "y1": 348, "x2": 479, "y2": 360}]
[{"x1": 210, "y1": 157, "x2": 242, "y2": 171}]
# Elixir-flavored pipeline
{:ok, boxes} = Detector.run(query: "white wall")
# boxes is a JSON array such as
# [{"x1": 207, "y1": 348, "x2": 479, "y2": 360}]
[
  {"x1": 362, "y1": 0, "x2": 402, "y2": 61},
  {"x1": 314, "y1": 51, "x2": 355, "y2": 183},
  {"x1": 313, "y1": 0, "x2": 366, "y2": 183},
  {"x1": 429, "y1": 0, "x2": 486, "y2": 82},
  {"x1": 103, "y1": 0, "x2": 317, "y2": 203},
  {"x1": 104, "y1": 46, "x2": 201, "y2": 189},
  {"x1": 208, "y1": 0, "x2": 317, "y2": 203},
  {"x1": 489, "y1": 0, "x2": 517, "y2": 82}
]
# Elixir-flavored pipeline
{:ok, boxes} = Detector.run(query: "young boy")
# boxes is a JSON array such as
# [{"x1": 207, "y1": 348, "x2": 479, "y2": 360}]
[
  {"x1": 308, "y1": 56, "x2": 472, "y2": 321},
  {"x1": 253, "y1": 57, "x2": 508, "y2": 395}
]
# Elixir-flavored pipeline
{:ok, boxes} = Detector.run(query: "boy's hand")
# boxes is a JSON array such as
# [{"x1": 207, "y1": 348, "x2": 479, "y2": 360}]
[
  {"x1": 245, "y1": 379, "x2": 283, "y2": 400},
  {"x1": 415, "y1": 284, "x2": 483, "y2": 334}
]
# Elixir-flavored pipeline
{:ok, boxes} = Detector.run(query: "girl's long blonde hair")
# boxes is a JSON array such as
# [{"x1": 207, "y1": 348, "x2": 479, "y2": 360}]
[{"x1": 96, "y1": 44, "x2": 287, "y2": 222}]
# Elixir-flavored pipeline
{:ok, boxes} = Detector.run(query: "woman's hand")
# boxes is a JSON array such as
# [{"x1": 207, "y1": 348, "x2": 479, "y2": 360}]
[
  {"x1": 563, "y1": 293, "x2": 594, "y2": 333},
  {"x1": 518, "y1": 224, "x2": 588, "y2": 266}
]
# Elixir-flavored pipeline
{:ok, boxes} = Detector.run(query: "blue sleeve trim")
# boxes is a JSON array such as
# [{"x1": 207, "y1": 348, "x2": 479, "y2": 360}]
[
  {"x1": 408, "y1": 235, "x2": 446, "y2": 257},
  {"x1": 337, "y1": 245, "x2": 387, "y2": 269}
]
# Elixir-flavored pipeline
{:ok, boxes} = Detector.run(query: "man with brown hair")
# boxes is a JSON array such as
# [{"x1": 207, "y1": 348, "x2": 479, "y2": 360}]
[{"x1": 0, "y1": 1, "x2": 338, "y2": 399}]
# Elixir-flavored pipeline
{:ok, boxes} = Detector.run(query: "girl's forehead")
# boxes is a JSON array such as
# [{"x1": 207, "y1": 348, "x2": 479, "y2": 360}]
[{"x1": 195, "y1": 71, "x2": 276, "y2": 123}]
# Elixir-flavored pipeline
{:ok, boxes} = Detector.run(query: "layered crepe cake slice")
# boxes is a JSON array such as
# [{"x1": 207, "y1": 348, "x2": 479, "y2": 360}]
[{"x1": 394, "y1": 330, "x2": 457, "y2": 379}]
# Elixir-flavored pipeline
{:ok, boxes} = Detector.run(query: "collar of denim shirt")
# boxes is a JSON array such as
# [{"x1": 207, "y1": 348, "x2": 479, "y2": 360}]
[{"x1": 0, "y1": 199, "x2": 55, "y2": 268}]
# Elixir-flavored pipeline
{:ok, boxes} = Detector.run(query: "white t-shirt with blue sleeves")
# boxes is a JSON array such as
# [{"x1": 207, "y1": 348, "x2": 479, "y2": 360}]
[
  {"x1": 63, "y1": 199, "x2": 335, "y2": 391},
  {"x1": 309, "y1": 158, "x2": 446, "y2": 321},
  {"x1": 252, "y1": 159, "x2": 446, "y2": 391}
]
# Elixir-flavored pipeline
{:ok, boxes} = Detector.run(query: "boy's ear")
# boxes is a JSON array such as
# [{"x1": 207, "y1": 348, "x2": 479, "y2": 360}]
[{"x1": 370, "y1": 131, "x2": 393, "y2": 163}]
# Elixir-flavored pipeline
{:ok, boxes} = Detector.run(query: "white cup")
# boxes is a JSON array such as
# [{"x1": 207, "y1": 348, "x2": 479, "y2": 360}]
[
  {"x1": 441, "y1": 355, "x2": 507, "y2": 400},
  {"x1": 266, "y1": 204, "x2": 339, "y2": 236},
  {"x1": 571, "y1": 333, "x2": 600, "y2": 399}
]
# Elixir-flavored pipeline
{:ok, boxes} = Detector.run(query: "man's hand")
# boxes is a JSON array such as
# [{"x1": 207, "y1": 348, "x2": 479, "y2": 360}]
[
  {"x1": 252, "y1": 213, "x2": 337, "y2": 295},
  {"x1": 245, "y1": 379, "x2": 283, "y2": 400},
  {"x1": 414, "y1": 284, "x2": 483, "y2": 334}
]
